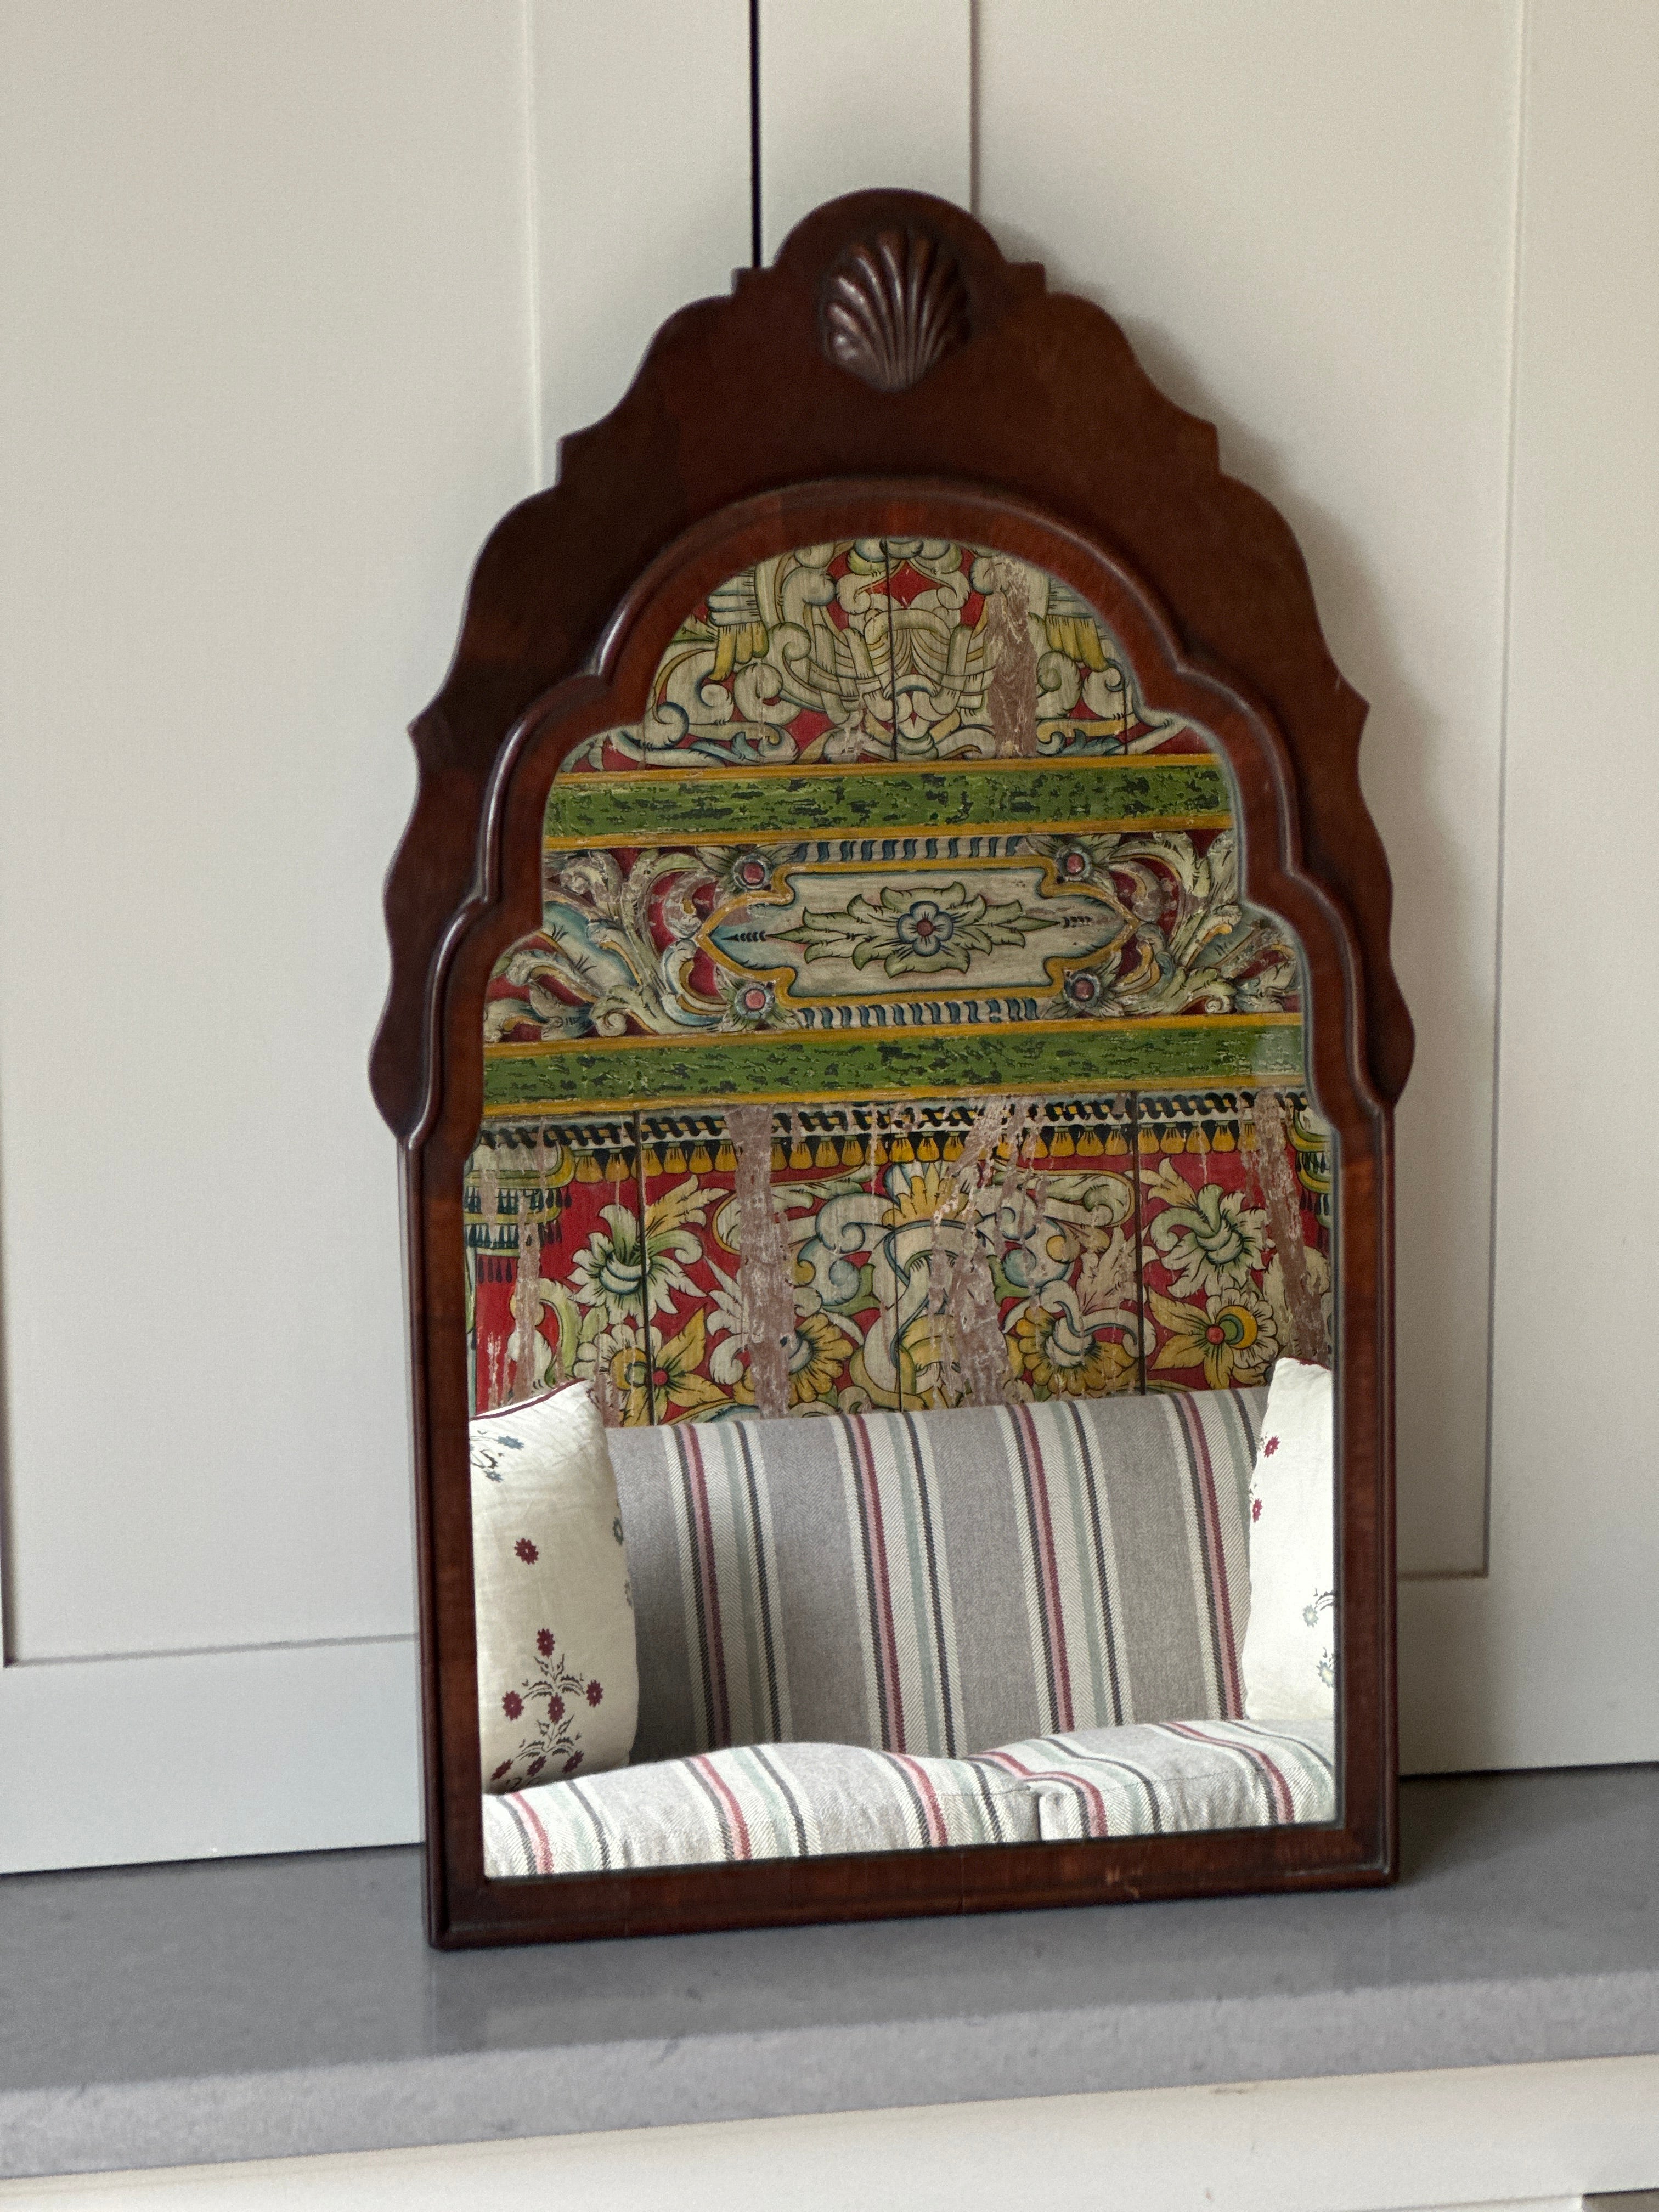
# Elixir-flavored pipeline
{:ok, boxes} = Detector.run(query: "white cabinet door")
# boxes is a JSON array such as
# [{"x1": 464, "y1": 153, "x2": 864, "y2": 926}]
[
  {"x1": 529, "y1": 0, "x2": 752, "y2": 471},
  {"x1": 758, "y1": 0, "x2": 970, "y2": 257},
  {"x1": 980, "y1": 0, "x2": 1659, "y2": 1773},
  {"x1": 0, "y1": 0, "x2": 753, "y2": 1876},
  {"x1": 979, "y1": 0, "x2": 1521, "y2": 1595},
  {"x1": 0, "y1": 0, "x2": 535, "y2": 1871},
  {"x1": 1398, "y1": 0, "x2": 1659, "y2": 1771}
]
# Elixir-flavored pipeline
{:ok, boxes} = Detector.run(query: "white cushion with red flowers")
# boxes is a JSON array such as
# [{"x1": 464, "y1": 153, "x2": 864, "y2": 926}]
[
  {"x1": 471, "y1": 1382, "x2": 638, "y2": 1794},
  {"x1": 1240, "y1": 1358, "x2": 1336, "y2": 1722}
]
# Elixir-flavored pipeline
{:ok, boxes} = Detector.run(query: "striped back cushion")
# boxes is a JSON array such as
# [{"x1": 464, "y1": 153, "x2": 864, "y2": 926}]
[{"x1": 608, "y1": 1389, "x2": 1263, "y2": 1764}]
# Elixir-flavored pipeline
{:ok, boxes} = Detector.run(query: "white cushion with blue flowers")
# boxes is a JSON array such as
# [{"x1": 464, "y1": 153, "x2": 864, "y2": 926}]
[{"x1": 471, "y1": 1382, "x2": 638, "y2": 1793}]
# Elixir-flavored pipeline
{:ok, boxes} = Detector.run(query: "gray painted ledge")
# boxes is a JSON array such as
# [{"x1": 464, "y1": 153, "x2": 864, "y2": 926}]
[{"x1": 3, "y1": 1765, "x2": 1658, "y2": 2180}]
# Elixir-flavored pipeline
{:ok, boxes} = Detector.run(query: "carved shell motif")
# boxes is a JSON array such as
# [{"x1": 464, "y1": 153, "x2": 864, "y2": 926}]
[{"x1": 821, "y1": 229, "x2": 970, "y2": 393}]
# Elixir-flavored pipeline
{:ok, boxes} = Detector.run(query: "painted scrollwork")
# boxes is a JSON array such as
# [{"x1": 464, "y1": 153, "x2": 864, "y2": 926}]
[
  {"x1": 560, "y1": 542, "x2": 1195, "y2": 773},
  {"x1": 484, "y1": 825, "x2": 1297, "y2": 1047}
]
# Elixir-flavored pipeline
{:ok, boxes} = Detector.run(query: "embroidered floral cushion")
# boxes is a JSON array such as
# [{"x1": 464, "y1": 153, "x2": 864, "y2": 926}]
[
  {"x1": 471, "y1": 1383, "x2": 638, "y2": 1793},
  {"x1": 1240, "y1": 1358, "x2": 1336, "y2": 1720},
  {"x1": 607, "y1": 1388, "x2": 1264, "y2": 1765}
]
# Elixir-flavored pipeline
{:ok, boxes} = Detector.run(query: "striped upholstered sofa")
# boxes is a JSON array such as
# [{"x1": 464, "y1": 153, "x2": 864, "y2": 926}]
[{"x1": 479, "y1": 1383, "x2": 1336, "y2": 1879}]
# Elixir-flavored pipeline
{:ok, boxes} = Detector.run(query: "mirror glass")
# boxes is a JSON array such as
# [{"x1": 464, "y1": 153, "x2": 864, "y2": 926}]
[{"x1": 462, "y1": 539, "x2": 1337, "y2": 1878}]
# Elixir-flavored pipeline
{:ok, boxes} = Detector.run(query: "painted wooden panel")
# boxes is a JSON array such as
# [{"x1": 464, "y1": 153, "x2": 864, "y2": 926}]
[
  {"x1": 0, "y1": 0, "x2": 754, "y2": 1869},
  {"x1": 0, "y1": 0, "x2": 533, "y2": 1862}
]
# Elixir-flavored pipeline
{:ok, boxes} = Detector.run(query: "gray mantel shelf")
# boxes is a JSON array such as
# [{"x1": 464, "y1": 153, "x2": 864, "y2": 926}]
[{"x1": 4, "y1": 1765, "x2": 1659, "y2": 2181}]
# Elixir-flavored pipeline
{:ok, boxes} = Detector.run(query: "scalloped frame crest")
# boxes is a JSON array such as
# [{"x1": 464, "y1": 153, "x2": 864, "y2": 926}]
[
  {"x1": 371, "y1": 190, "x2": 1412, "y2": 1949},
  {"x1": 820, "y1": 226, "x2": 972, "y2": 390}
]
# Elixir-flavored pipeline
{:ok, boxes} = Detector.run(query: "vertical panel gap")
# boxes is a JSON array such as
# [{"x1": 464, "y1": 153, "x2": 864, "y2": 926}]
[
  {"x1": 967, "y1": 0, "x2": 981, "y2": 216},
  {"x1": 518, "y1": 0, "x2": 545, "y2": 489},
  {"x1": 748, "y1": 0, "x2": 763, "y2": 267},
  {"x1": 1480, "y1": 0, "x2": 1532, "y2": 1582}
]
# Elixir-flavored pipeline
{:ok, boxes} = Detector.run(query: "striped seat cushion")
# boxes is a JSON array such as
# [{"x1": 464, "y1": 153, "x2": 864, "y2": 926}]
[
  {"x1": 481, "y1": 1737, "x2": 1039, "y2": 1877},
  {"x1": 607, "y1": 1390, "x2": 1263, "y2": 1764},
  {"x1": 977, "y1": 1716, "x2": 1336, "y2": 1840},
  {"x1": 479, "y1": 1716, "x2": 1333, "y2": 1878}
]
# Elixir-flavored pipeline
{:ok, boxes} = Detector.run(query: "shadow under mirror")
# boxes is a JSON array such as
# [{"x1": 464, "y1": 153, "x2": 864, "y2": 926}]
[{"x1": 461, "y1": 539, "x2": 1338, "y2": 1882}]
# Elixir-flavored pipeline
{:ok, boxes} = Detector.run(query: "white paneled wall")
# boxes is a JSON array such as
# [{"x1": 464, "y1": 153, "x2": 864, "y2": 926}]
[
  {"x1": 531, "y1": 0, "x2": 750, "y2": 464},
  {"x1": 1398, "y1": 0, "x2": 1659, "y2": 1773},
  {"x1": 759, "y1": 0, "x2": 971, "y2": 256},
  {"x1": 1, "y1": 0, "x2": 1653, "y2": 1870},
  {"x1": 979, "y1": 0, "x2": 1522, "y2": 1582},
  {"x1": 0, "y1": 0, "x2": 533, "y2": 1864},
  {"x1": 0, "y1": 1, "x2": 540, "y2": 1661}
]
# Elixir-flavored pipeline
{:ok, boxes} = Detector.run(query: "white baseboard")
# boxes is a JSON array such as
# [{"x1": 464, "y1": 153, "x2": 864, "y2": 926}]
[
  {"x1": 0, "y1": 1639, "x2": 420, "y2": 1874},
  {"x1": 5, "y1": 2056, "x2": 1655, "y2": 2212}
]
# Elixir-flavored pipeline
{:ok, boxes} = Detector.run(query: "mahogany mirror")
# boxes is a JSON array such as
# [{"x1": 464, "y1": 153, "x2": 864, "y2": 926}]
[{"x1": 371, "y1": 192, "x2": 1410, "y2": 1949}]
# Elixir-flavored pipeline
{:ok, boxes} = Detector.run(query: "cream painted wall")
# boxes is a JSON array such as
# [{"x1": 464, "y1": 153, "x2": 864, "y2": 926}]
[{"x1": 2, "y1": 0, "x2": 1654, "y2": 1871}]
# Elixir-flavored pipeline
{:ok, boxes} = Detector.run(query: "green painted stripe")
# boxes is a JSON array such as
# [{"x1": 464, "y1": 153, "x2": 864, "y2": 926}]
[
  {"x1": 544, "y1": 760, "x2": 1232, "y2": 844},
  {"x1": 483, "y1": 1019, "x2": 1304, "y2": 1112}
]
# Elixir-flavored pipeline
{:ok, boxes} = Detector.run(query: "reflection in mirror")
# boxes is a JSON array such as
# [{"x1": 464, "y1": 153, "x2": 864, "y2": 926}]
[{"x1": 461, "y1": 539, "x2": 1337, "y2": 1880}]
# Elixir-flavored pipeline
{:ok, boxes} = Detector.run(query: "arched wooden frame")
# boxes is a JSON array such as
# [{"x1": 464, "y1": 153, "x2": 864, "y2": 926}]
[{"x1": 373, "y1": 194, "x2": 1410, "y2": 1949}]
